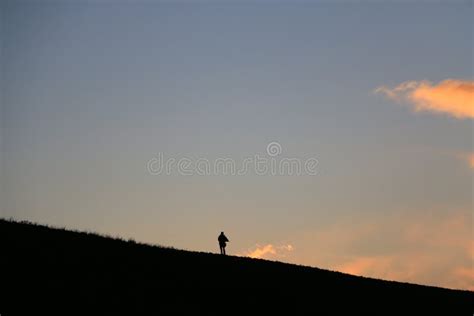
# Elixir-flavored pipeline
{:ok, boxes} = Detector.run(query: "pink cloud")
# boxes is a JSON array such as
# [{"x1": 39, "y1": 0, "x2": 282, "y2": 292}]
[
  {"x1": 336, "y1": 256, "x2": 393, "y2": 278},
  {"x1": 455, "y1": 152, "x2": 474, "y2": 170},
  {"x1": 453, "y1": 267, "x2": 474, "y2": 291},
  {"x1": 288, "y1": 209, "x2": 472, "y2": 290},
  {"x1": 469, "y1": 153, "x2": 474, "y2": 169}
]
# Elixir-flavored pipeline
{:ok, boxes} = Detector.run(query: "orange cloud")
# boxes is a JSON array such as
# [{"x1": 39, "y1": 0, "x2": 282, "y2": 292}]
[
  {"x1": 374, "y1": 79, "x2": 474, "y2": 119},
  {"x1": 242, "y1": 244, "x2": 293, "y2": 259}
]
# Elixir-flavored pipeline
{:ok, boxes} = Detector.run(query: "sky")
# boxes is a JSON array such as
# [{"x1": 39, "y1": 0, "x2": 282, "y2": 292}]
[{"x1": 1, "y1": 1, "x2": 473, "y2": 290}]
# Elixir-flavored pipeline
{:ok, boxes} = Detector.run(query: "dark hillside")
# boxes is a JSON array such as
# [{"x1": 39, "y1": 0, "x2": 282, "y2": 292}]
[{"x1": 1, "y1": 219, "x2": 472, "y2": 315}]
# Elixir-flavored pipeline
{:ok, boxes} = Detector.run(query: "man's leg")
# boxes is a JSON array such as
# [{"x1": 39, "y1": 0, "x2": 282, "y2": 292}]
[{"x1": 223, "y1": 247, "x2": 226, "y2": 255}]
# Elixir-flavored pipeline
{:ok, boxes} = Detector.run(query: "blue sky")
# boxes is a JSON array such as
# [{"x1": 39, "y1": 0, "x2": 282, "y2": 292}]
[{"x1": 1, "y1": 1, "x2": 472, "y2": 289}]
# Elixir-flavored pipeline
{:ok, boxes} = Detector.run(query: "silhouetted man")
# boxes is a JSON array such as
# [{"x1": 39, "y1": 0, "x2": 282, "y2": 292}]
[{"x1": 218, "y1": 232, "x2": 229, "y2": 255}]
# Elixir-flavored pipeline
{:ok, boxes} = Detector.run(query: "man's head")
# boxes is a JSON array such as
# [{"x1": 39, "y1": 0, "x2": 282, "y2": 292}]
[{"x1": 220, "y1": 231, "x2": 224, "y2": 235}]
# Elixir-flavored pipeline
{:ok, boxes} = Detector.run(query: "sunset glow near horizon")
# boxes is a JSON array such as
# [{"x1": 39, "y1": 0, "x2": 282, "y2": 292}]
[{"x1": 1, "y1": 1, "x2": 472, "y2": 290}]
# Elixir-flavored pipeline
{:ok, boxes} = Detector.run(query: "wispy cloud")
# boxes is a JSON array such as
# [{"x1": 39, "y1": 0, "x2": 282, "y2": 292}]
[
  {"x1": 456, "y1": 152, "x2": 474, "y2": 170},
  {"x1": 241, "y1": 244, "x2": 294, "y2": 259},
  {"x1": 288, "y1": 209, "x2": 472, "y2": 290},
  {"x1": 335, "y1": 256, "x2": 399, "y2": 279},
  {"x1": 374, "y1": 79, "x2": 474, "y2": 119}
]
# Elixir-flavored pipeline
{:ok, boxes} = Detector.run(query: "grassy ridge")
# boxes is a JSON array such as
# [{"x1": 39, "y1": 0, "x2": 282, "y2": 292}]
[{"x1": 1, "y1": 218, "x2": 472, "y2": 315}]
